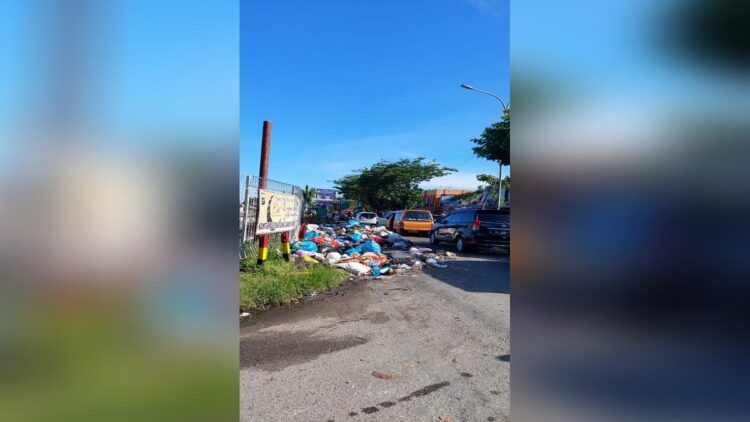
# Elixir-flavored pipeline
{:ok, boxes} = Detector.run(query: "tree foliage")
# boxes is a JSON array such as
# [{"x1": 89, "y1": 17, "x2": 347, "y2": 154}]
[
  {"x1": 447, "y1": 174, "x2": 510, "y2": 203},
  {"x1": 471, "y1": 109, "x2": 510, "y2": 165},
  {"x1": 476, "y1": 174, "x2": 499, "y2": 187},
  {"x1": 302, "y1": 185, "x2": 316, "y2": 208},
  {"x1": 333, "y1": 158, "x2": 455, "y2": 211}
]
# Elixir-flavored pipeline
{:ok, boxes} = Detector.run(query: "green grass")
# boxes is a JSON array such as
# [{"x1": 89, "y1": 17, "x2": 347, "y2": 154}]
[{"x1": 239, "y1": 259, "x2": 348, "y2": 312}]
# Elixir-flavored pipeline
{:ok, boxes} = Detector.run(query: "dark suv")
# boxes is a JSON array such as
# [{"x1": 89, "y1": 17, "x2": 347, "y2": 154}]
[{"x1": 429, "y1": 208, "x2": 510, "y2": 252}]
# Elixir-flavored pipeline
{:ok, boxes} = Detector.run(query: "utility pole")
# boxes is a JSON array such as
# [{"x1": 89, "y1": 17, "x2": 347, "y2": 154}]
[
  {"x1": 257, "y1": 121, "x2": 272, "y2": 265},
  {"x1": 460, "y1": 84, "x2": 509, "y2": 209}
]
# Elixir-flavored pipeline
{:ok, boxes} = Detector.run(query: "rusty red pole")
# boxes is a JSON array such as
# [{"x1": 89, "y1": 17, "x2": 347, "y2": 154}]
[{"x1": 257, "y1": 121, "x2": 272, "y2": 265}]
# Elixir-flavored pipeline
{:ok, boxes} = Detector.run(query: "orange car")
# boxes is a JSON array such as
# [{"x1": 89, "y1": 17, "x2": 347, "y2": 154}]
[{"x1": 387, "y1": 210, "x2": 434, "y2": 235}]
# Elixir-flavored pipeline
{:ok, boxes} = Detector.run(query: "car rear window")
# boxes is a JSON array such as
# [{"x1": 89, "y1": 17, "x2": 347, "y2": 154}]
[
  {"x1": 478, "y1": 211, "x2": 510, "y2": 223},
  {"x1": 359, "y1": 213, "x2": 377, "y2": 219},
  {"x1": 404, "y1": 211, "x2": 432, "y2": 221}
]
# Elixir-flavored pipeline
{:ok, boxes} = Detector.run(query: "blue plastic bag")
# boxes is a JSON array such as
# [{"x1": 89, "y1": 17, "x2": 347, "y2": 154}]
[
  {"x1": 345, "y1": 245, "x2": 363, "y2": 255},
  {"x1": 304, "y1": 231, "x2": 318, "y2": 240},
  {"x1": 297, "y1": 241, "x2": 318, "y2": 252},
  {"x1": 347, "y1": 219, "x2": 359, "y2": 227},
  {"x1": 349, "y1": 233, "x2": 363, "y2": 242},
  {"x1": 360, "y1": 239, "x2": 381, "y2": 254}
]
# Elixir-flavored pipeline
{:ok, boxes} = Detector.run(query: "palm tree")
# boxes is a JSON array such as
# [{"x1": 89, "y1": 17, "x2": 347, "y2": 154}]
[{"x1": 302, "y1": 185, "x2": 316, "y2": 209}]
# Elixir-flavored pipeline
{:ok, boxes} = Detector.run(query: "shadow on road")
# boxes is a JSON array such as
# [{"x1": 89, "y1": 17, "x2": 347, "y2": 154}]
[{"x1": 422, "y1": 258, "x2": 510, "y2": 294}]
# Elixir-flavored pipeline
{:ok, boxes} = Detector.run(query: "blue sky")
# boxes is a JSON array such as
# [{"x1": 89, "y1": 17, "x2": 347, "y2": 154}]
[{"x1": 241, "y1": 0, "x2": 509, "y2": 190}]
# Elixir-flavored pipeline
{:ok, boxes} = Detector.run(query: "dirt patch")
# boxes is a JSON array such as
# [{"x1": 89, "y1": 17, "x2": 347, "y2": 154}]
[{"x1": 240, "y1": 330, "x2": 367, "y2": 371}]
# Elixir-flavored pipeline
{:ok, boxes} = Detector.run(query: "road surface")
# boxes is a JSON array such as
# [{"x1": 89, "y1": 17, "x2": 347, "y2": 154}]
[{"x1": 240, "y1": 235, "x2": 510, "y2": 421}]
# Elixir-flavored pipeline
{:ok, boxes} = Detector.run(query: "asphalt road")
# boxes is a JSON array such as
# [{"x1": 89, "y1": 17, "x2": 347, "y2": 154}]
[{"x1": 240, "y1": 235, "x2": 510, "y2": 421}]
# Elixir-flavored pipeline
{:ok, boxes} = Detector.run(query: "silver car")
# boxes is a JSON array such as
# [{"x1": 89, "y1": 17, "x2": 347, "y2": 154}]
[
  {"x1": 355, "y1": 212, "x2": 378, "y2": 226},
  {"x1": 376, "y1": 211, "x2": 393, "y2": 227}
]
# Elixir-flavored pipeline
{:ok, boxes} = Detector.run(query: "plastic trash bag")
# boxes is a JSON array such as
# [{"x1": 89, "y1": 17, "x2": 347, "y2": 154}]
[
  {"x1": 318, "y1": 245, "x2": 333, "y2": 255},
  {"x1": 302, "y1": 255, "x2": 319, "y2": 264},
  {"x1": 297, "y1": 240, "x2": 318, "y2": 252},
  {"x1": 294, "y1": 250, "x2": 316, "y2": 257},
  {"x1": 304, "y1": 231, "x2": 319, "y2": 240},
  {"x1": 426, "y1": 257, "x2": 448, "y2": 268},
  {"x1": 349, "y1": 233, "x2": 363, "y2": 242},
  {"x1": 392, "y1": 240, "x2": 409, "y2": 250},
  {"x1": 360, "y1": 239, "x2": 381, "y2": 254},
  {"x1": 325, "y1": 252, "x2": 342, "y2": 262},
  {"x1": 370, "y1": 235, "x2": 386, "y2": 244},
  {"x1": 321, "y1": 227, "x2": 336, "y2": 237},
  {"x1": 388, "y1": 232, "x2": 405, "y2": 243},
  {"x1": 334, "y1": 262, "x2": 371, "y2": 275},
  {"x1": 345, "y1": 245, "x2": 363, "y2": 255}
]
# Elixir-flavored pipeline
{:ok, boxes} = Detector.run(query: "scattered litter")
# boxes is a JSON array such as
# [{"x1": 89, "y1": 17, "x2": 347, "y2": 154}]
[
  {"x1": 426, "y1": 257, "x2": 448, "y2": 268},
  {"x1": 372, "y1": 370, "x2": 394, "y2": 380},
  {"x1": 452, "y1": 357, "x2": 458, "y2": 363},
  {"x1": 286, "y1": 218, "x2": 453, "y2": 278},
  {"x1": 296, "y1": 240, "x2": 318, "y2": 252},
  {"x1": 240, "y1": 312, "x2": 250, "y2": 318},
  {"x1": 404, "y1": 361, "x2": 416, "y2": 368},
  {"x1": 335, "y1": 262, "x2": 371, "y2": 275},
  {"x1": 325, "y1": 252, "x2": 342, "y2": 262}
]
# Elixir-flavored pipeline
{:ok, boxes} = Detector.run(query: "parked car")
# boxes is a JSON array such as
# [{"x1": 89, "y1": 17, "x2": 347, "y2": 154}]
[
  {"x1": 431, "y1": 213, "x2": 445, "y2": 222},
  {"x1": 429, "y1": 208, "x2": 510, "y2": 252},
  {"x1": 355, "y1": 211, "x2": 378, "y2": 226},
  {"x1": 387, "y1": 210, "x2": 434, "y2": 235},
  {"x1": 377, "y1": 211, "x2": 393, "y2": 227}
]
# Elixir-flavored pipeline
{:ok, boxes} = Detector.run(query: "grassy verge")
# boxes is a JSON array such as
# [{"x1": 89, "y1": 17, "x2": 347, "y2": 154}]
[{"x1": 240, "y1": 260, "x2": 348, "y2": 312}]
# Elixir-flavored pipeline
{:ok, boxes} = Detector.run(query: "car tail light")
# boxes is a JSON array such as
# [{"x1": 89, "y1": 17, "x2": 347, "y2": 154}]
[
  {"x1": 399, "y1": 221, "x2": 404, "y2": 228},
  {"x1": 471, "y1": 215, "x2": 481, "y2": 231}
]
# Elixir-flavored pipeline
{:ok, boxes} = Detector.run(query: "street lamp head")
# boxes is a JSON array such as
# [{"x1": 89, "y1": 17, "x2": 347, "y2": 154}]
[{"x1": 460, "y1": 84, "x2": 474, "y2": 90}]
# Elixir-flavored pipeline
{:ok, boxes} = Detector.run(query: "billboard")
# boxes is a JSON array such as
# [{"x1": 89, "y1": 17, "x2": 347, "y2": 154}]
[
  {"x1": 255, "y1": 189, "x2": 301, "y2": 235},
  {"x1": 316, "y1": 188, "x2": 336, "y2": 200}
]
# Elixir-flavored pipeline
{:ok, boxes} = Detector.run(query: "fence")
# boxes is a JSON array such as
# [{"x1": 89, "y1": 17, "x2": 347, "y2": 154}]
[{"x1": 239, "y1": 175, "x2": 304, "y2": 262}]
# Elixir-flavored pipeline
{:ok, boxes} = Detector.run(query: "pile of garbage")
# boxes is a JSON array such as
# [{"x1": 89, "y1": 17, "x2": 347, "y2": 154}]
[{"x1": 289, "y1": 220, "x2": 456, "y2": 277}]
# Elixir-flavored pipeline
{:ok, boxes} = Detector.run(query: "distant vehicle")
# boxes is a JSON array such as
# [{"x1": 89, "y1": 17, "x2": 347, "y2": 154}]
[
  {"x1": 429, "y1": 208, "x2": 510, "y2": 253},
  {"x1": 377, "y1": 211, "x2": 393, "y2": 227},
  {"x1": 387, "y1": 210, "x2": 434, "y2": 236},
  {"x1": 355, "y1": 211, "x2": 378, "y2": 226}
]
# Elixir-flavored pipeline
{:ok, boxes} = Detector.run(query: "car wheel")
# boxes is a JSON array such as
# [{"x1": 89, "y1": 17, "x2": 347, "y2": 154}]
[
  {"x1": 455, "y1": 236, "x2": 466, "y2": 252},
  {"x1": 429, "y1": 232, "x2": 440, "y2": 245}
]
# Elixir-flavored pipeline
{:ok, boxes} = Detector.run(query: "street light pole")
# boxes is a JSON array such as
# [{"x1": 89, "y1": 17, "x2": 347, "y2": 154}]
[{"x1": 460, "y1": 84, "x2": 509, "y2": 209}]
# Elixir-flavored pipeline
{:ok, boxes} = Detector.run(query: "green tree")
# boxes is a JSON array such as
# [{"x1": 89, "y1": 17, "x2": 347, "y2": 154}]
[
  {"x1": 333, "y1": 158, "x2": 455, "y2": 211},
  {"x1": 471, "y1": 108, "x2": 510, "y2": 166},
  {"x1": 451, "y1": 174, "x2": 509, "y2": 203},
  {"x1": 302, "y1": 185, "x2": 316, "y2": 209},
  {"x1": 476, "y1": 174, "x2": 499, "y2": 187}
]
